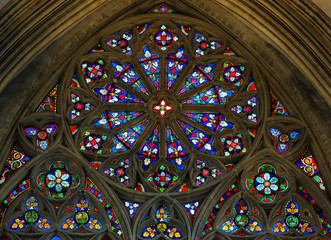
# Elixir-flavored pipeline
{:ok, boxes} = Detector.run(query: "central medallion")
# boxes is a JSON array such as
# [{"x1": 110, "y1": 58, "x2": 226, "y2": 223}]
[{"x1": 153, "y1": 99, "x2": 173, "y2": 117}]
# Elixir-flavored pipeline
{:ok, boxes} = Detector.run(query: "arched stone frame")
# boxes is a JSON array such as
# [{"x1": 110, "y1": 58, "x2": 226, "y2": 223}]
[{"x1": 0, "y1": 0, "x2": 330, "y2": 239}]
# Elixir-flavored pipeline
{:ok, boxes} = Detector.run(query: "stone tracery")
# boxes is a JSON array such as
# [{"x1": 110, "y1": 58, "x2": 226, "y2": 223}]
[{"x1": 0, "y1": 1, "x2": 329, "y2": 240}]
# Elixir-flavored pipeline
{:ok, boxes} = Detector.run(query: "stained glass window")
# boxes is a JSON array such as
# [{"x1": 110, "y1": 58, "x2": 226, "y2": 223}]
[{"x1": 0, "y1": 2, "x2": 329, "y2": 240}]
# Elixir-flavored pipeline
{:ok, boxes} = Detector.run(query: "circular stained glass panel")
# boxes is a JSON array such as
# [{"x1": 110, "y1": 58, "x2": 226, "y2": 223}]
[{"x1": 63, "y1": 14, "x2": 261, "y2": 193}]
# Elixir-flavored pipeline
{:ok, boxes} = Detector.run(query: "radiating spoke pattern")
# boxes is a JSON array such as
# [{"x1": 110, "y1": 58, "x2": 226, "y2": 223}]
[
  {"x1": 66, "y1": 19, "x2": 261, "y2": 191},
  {"x1": 1, "y1": 3, "x2": 329, "y2": 240}
]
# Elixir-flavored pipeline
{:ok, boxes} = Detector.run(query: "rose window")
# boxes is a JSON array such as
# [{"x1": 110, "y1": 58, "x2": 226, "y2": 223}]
[
  {"x1": 1, "y1": 3, "x2": 329, "y2": 240},
  {"x1": 64, "y1": 13, "x2": 263, "y2": 193}
]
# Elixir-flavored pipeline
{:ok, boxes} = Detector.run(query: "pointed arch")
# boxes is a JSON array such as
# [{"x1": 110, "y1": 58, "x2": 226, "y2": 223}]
[{"x1": 0, "y1": 1, "x2": 330, "y2": 239}]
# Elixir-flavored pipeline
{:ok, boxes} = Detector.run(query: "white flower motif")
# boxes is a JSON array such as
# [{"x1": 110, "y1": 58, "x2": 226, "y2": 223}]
[
  {"x1": 204, "y1": 143, "x2": 212, "y2": 150},
  {"x1": 116, "y1": 65, "x2": 123, "y2": 72},
  {"x1": 144, "y1": 158, "x2": 151, "y2": 165},
  {"x1": 204, "y1": 66, "x2": 212, "y2": 73},
  {"x1": 175, "y1": 158, "x2": 182, "y2": 165},
  {"x1": 46, "y1": 169, "x2": 71, "y2": 192},
  {"x1": 256, "y1": 173, "x2": 279, "y2": 194}
]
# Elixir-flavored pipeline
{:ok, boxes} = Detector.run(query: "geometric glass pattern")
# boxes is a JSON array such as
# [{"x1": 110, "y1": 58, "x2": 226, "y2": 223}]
[{"x1": 0, "y1": 3, "x2": 329, "y2": 240}]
